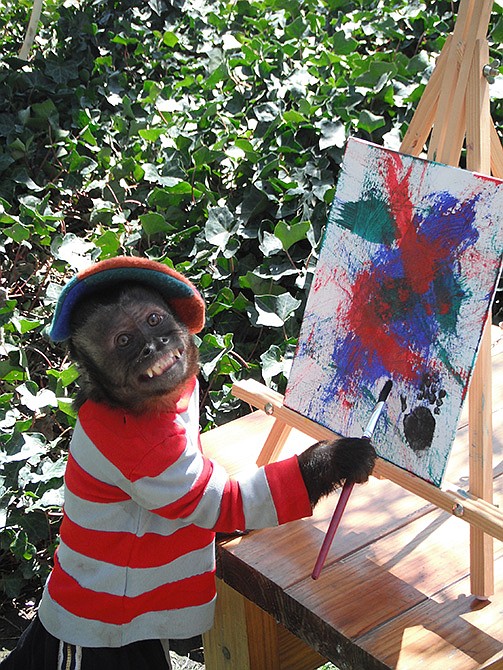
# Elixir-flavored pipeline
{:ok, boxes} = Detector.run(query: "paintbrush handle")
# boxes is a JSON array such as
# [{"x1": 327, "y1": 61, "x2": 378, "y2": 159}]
[
  {"x1": 311, "y1": 380, "x2": 392, "y2": 580},
  {"x1": 311, "y1": 480, "x2": 354, "y2": 579}
]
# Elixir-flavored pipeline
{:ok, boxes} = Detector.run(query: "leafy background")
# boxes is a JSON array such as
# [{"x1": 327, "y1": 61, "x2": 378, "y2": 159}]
[{"x1": 1, "y1": 0, "x2": 503, "y2": 615}]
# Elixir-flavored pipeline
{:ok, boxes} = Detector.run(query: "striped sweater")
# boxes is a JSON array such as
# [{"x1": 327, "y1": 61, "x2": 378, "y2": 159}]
[{"x1": 38, "y1": 377, "x2": 312, "y2": 647}]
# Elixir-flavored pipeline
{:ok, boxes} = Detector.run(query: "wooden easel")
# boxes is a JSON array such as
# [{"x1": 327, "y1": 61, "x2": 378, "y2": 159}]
[{"x1": 232, "y1": 0, "x2": 503, "y2": 600}]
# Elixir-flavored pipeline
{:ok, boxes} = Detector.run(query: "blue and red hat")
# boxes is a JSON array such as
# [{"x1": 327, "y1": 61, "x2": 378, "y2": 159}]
[{"x1": 48, "y1": 256, "x2": 205, "y2": 342}]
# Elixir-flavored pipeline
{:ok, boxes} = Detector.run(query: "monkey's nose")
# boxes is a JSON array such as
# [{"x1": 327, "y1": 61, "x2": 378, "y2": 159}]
[{"x1": 141, "y1": 341, "x2": 156, "y2": 358}]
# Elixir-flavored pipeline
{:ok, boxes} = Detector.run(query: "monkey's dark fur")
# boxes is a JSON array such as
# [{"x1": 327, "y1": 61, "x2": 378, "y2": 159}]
[{"x1": 69, "y1": 283, "x2": 376, "y2": 508}]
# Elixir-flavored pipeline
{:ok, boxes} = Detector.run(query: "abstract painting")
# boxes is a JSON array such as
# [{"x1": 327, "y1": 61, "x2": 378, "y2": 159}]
[{"x1": 284, "y1": 138, "x2": 503, "y2": 486}]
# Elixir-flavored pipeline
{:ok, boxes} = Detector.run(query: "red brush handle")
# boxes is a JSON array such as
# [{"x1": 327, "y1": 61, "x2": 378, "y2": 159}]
[
  {"x1": 310, "y1": 380, "x2": 392, "y2": 580},
  {"x1": 311, "y1": 481, "x2": 354, "y2": 580}
]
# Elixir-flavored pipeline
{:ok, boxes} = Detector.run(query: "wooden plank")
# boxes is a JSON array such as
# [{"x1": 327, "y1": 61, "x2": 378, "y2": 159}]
[
  {"x1": 466, "y1": 39, "x2": 491, "y2": 171},
  {"x1": 217, "y1": 488, "x2": 502, "y2": 669},
  {"x1": 426, "y1": 2, "x2": 469, "y2": 162},
  {"x1": 466, "y1": 36, "x2": 495, "y2": 599},
  {"x1": 212, "y1": 429, "x2": 502, "y2": 669},
  {"x1": 203, "y1": 579, "x2": 329, "y2": 670},
  {"x1": 356, "y1": 556, "x2": 503, "y2": 669},
  {"x1": 216, "y1": 545, "x2": 390, "y2": 670},
  {"x1": 243, "y1": 596, "x2": 281, "y2": 669},
  {"x1": 286, "y1": 502, "x2": 503, "y2": 638},
  {"x1": 276, "y1": 626, "x2": 326, "y2": 670},
  {"x1": 399, "y1": 35, "x2": 450, "y2": 156},
  {"x1": 202, "y1": 579, "x2": 252, "y2": 669},
  {"x1": 469, "y1": 325, "x2": 495, "y2": 597},
  {"x1": 428, "y1": 0, "x2": 494, "y2": 165}
]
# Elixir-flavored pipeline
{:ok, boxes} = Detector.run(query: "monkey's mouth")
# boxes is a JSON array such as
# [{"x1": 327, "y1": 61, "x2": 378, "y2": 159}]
[{"x1": 140, "y1": 348, "x2": 183, "y2": 381}]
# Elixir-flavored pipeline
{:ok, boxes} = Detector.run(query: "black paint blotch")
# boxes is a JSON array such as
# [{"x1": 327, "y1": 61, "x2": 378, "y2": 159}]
[
  {"x1": 400, "y1": 395, "x2": 408, "y2": 412},
  {"x1": 403, "y1": 406, "x2": 436, "y2": 453}
]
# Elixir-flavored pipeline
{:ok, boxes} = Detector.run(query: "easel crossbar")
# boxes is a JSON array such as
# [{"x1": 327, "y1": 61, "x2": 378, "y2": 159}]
[{"x1": 232, "y1": 379, "x2": 503, "y2": 543}]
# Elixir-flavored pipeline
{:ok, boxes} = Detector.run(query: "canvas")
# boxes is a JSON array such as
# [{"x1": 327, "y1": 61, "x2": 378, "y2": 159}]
[{"x1": 284, "y1": 138, "x2": 503, "y2": 486}]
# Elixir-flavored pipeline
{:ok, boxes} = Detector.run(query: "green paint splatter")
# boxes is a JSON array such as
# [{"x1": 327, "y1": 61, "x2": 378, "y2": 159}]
[{"x1": 334, "y1": 193, "x2": 396, "y2": 245}]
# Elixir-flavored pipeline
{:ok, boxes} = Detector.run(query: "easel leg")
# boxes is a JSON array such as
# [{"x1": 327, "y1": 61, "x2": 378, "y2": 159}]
[
  {"x1": 466, "y1": 37, "x2": 494, "y2": 601},
  {"x1": 256, "y1": 419, "x2": 293, "y2": 467},
  {"x1": 468, "y1": 322, "x2": 495, "y2": 599}
]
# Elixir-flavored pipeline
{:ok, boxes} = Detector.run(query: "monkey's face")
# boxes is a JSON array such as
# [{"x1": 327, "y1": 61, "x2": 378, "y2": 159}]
[{"x1": 70, "y1": 285, "x2": 199, "y2": 412}]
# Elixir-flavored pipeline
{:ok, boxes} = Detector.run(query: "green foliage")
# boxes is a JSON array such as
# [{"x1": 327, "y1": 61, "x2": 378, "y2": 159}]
[{"x1": 1, "y1": 0, "x2": 502, "y2": 599}]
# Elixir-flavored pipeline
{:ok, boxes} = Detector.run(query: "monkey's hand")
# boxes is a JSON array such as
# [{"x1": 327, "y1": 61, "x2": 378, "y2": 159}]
[{"x1": 298, "y1": 437, "x2": 377, "y2": 508}]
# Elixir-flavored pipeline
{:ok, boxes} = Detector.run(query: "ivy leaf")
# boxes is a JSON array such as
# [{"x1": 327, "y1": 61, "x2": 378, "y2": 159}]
[
  {"x1": 198, "y1": 332, "x2": 234, "y2": 379},
  {"x1": 332, "y1": 31, "x2": 358, "y2": 55},
  {"x1": 0, "y1": 433, "x2": 47, "y2": 465},
  {"x1": 94, "y1": 229, "x2": 121, "y2": 257},
  {"x1": 51, "y1": 233, "x2": 97, "y2": 271},
  {"x1": 139, "y1": 213, "x2": 175, "y2": 236},
  {"x1": 17, "y1": 384, "x2": 58, "y2": 412},
  {"x1": 205, "y1": 206, "x2": 237, "y2": 249},
  {"x1": 254, "y1": 102, "x2": 280, "y2": 123},
  {"x1": 251, "y1": 293, "x2": 301, "y2": 327},
  {"x1": 32, "y1": 486, "x2": 65, "y2": 510},
  {"x1": 4, "y1": 223, "x2": 30, "y2": 243},
  {"x1": 358, "y1": 110, "x2": 386, "y2": 133},
  {"x1": 355, "y1": 61, "x2": 398, "y2": 91},
  {"x1": 274, "y1": 220, "x2": 310, "y2": 250},
  {"x1": 259, "y1": 231, "x2": 283, "y2": 257},
  {"x1": 30, "y1": 457, "x2": 67, "y2": 484},
  {"x1": 260, "y1": 344, "x2": 287, "y2": 386},
  {"x1": 142, "y1": 164, "x2": 182, "y2": 187},
  {"x1": 318, "y1": 120, "x2": 346, "y2": 150}
]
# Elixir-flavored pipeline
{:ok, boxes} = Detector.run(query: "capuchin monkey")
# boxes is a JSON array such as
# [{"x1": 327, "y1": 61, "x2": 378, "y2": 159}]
[
  {"x1": 1, "y1": 261, "x2": 376, "y2": 670},
  {"x1": 68, "y1": 283, "x2": 376, "y2": 505}
]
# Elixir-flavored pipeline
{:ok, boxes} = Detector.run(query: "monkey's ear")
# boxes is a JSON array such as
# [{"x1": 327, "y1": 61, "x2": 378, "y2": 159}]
[{"x1": 48, "y1": 256, "x2": 206, "y2": 343}]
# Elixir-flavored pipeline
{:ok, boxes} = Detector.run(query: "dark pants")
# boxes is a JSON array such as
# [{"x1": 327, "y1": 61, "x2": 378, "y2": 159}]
[{"x1": 0, "y1": 615, "x2": 172, "y2": 670}]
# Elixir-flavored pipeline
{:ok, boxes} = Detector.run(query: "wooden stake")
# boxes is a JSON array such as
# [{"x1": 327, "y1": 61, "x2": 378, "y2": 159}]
[
  {"x1": 465, "y1": 36, "x2": 494, "y2": 600},
  {"x1": 399, "y1": 35, "x2": 450, "y2": 157},
  {"x1": 256, "y1": 419, "x2": 293, "y2": 468}
]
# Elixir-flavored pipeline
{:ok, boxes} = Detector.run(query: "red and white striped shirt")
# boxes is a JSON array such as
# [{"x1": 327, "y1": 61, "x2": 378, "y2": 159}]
[{"x1": 38, "y1": 377, "x2": 312, "y2": 647}]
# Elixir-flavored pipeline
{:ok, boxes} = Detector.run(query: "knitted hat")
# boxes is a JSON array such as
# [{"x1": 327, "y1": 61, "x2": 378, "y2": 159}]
[{"x1": 48, "y1": 257, "x2": 205, "y2": 342}]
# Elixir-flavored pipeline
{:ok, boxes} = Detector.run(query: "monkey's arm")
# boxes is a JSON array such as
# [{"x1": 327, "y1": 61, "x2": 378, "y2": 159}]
[
  {"x1": 126, "y1": 429, "x2": 375, "y2": 534},
  {"x1": 199, "y1": 437, "x2": 376, "y2": 533}
]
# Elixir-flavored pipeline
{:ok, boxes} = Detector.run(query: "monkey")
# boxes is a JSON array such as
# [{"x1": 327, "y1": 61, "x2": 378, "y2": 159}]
[
  {"x1": 67, "y1": 283, "x2": 201, "y2": 413},
  {"x1": 1, "y1": 257, "x2": 376, "y2": 670}
]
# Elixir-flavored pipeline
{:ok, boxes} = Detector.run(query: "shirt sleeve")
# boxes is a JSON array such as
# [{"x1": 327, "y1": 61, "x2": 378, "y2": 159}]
[
  {"x1": 212, "y1": 455, "x2": 313, "y2": 532},
  {"x1": 131, "y1": 443, "x2": 312, "y2": 534}
]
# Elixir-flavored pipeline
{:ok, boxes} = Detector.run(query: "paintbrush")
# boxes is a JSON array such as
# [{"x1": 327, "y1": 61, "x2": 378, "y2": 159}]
[{"x1": 311, "y1": 379, "x2": 392, "y2": 580}]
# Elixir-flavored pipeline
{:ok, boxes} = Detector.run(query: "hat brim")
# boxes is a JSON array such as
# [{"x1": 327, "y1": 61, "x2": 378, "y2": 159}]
[{"x1": 48, "y1": 257, "x2": 205, "y2": 342}]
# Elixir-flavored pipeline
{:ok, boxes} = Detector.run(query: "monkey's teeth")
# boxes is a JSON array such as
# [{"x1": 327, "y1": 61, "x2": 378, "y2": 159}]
[{"x1": 143, "y1": 349, "x2": 183, "y2": 380}]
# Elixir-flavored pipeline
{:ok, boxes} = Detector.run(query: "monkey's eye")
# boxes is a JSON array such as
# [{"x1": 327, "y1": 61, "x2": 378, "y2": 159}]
[
  {"x1": 115, "y1": 333, "x2": 131, "y2": 348},
  {"x1": 147, "y1": 313, "x2": 163, "y2": 327}
]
